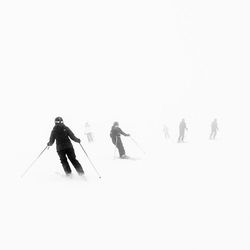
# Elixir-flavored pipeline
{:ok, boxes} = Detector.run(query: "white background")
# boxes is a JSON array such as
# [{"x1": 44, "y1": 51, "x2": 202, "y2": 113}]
[{"x1": 0, "y1": 0, "x2": 250, "y2": 249}]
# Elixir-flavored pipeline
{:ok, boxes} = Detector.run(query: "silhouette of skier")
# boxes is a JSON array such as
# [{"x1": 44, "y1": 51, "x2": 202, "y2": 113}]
[
  {"x1": 163, "y1": 124, "x2": 170, "y2": 139},
  {"x1": 110, "y1": 122, "x2": 130, "y2": 158},
  {"x1": 210, "y1": 118, "x2": 218, "y2": 139},
  {"x1": 178, "y1": 119, "x2": 188, "y2": 143},
  {"x1": 47, "y1": 117, "x2": 84, "y2": 176},
  {"x1": 84, "y1": 122, "x2": 93, "y2": 143}
]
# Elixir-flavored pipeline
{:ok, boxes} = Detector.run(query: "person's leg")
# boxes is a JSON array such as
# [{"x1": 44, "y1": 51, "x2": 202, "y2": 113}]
[
  {"x1": 88, "y1": 133, "x2": 93, "y2": 142},
  {"x1": 67, "y1": 147, "x2": 84, "y2": 175},
  {"x1": 213, "y1": 130, "x2": 217, "y2": 139},
  {"x1": 178, "y1": 133, "x2": 181, "y2": 142},
  {"x1": 117, "y1": 137, "x2": 125, "y2": 157},
  {"x1": 57, "y1": 150, "x2": 72, "y2": 175},
  {"x1": 89, "y1": 133, "x2": 93, "y2": 142},
  {"x1": 87, "y1": 134, "x2": 90, "y2": 142},
  {"x1": 179, "y1": 132, "x2": 184, "y2": 142}
]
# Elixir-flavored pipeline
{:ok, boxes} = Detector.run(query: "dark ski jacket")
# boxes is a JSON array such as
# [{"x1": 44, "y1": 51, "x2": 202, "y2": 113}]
[
  {"x1": 110, "y1": 126, "x2": 129, "y2": 139},
  {"x1": 48, "y1": 124, "x2": 80, "y2": 151}
]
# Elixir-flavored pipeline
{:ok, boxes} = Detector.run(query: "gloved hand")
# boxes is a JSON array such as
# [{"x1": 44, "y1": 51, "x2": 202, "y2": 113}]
[
  {"x1": 77, "y1": 139, "x2": 81, "y2": 143},
  {"x1": 127, "y1": 134, "x2": 130, "y2": 136},
  {"x1": 47, "y1": 142, "x2": 51, "y2": 146}
]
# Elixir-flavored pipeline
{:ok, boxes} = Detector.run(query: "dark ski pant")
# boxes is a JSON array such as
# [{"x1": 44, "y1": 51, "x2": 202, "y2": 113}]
[
  {"x1": 57, "y1": 147, "x2": 84, "y2": 175},
  {"x1": 112, "y1": 136, "x2": 125, "y2": 157}
]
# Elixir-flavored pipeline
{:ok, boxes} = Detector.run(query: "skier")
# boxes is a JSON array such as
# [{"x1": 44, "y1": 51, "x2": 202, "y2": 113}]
[
  {"x1": 163, "y1": 124, "x2": 170, "y2": 139},
  {"x1": 110, "y1": 122, "x2": 130, "y2": 158},
  {"x1": 47, "y1": 117, "x2": 84, "y2": 176},
  {"x1": 210, "y1": 118, "x2": 219, "y2": 139},
  {"x1": 84, "y1": 122, "x2": 93, "y2": 143},
  {"x1": 178, "y1": 119, "x2": 188, "y2": 143}
]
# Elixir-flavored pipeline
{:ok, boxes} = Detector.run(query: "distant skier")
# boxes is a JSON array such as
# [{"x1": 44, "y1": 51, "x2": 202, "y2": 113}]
[
  {"x1": 47, "y1": 117, "x2": 84, "y2": 176},
  {"x1": 178, "y1": 119, "x2": 188, "y2": 143},
  {"x1": 210, "y1": 118, "x2": 218, "y2": 140},
  {"x1": 163, "y1": 124, "x2": 170, "y2": 139},
  {"x1": 84, "y1": 122, "x2": 94, "y2": 143},
  {"x1": 110, "y1": 122, "x2": 130, "y2": 158}
]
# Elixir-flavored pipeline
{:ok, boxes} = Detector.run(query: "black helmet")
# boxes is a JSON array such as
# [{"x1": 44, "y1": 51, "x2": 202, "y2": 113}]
[
  {"x1": 113, "y1": 121, "x2": 119, "y2": 126},
  {"x1": 55, "y1": 117, "x2": 63, "y2": 124}
]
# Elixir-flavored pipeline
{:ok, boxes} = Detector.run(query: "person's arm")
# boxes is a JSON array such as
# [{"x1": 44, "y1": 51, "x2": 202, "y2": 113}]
[
  {"x1": 67, "y1": 127, "x2": 81, "y2": 143},
  {"x1": 118, "y1": 128, "x2": 130, "y2": 136},
  {"x1": 47, "y1": 129, "x2": 56, "y2": 146}
]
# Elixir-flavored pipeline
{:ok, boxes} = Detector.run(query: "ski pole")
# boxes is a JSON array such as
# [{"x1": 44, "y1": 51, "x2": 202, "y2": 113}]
[
  {"x1": 79, "y1": 143, "x2": 101, "y2": 179},
  {"x1": 129, "y1": 136, "x2": 146, "y2": 154},
  {"x1": 21, "y1": 146, "x2": 48, "y2": 178}
]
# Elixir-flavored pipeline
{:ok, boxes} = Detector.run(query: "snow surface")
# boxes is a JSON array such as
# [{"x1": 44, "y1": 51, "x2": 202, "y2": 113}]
[
  {"x1": 2, "y1": 126, "x2": 250, "y2": 250},
  {"x1": 1, "y1": 0, "x2": 250, "y2": 249}
]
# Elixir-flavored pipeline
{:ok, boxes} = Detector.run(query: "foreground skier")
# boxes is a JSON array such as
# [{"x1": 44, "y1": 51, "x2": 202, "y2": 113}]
[
  {"x1": 47, "y1": 117, "x2": 85, "y2": 176},
  {"x1": 110, "y1": 122, "x2": 130, "y2": 158}
]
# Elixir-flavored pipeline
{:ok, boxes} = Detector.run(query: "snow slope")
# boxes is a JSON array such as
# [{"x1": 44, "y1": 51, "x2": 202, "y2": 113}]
[
  {"x1": 1, "y1": 126, "x2": 249, "y2": 250},
  {"x1": 1, "y1": 0, "x2": 250, "y2": 249}
]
